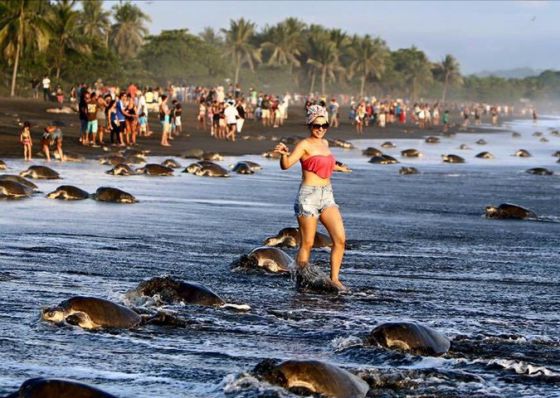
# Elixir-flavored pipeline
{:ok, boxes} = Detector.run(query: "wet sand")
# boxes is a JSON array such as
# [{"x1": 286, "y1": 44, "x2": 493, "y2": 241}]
[{"x1": 0, "y1": 97, "x2": 511, "y2": 160}]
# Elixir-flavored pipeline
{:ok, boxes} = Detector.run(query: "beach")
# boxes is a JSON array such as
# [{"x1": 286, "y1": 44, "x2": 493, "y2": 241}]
[
  {"x1": 0, "y1": 97, "x2": 513, "y2": 160},
  {"x1": 1, "y1": 107, "x2": 559, "y2": 396},
  {"x1": 2, "y1": 0, "x2": 559, "y2": 395}
]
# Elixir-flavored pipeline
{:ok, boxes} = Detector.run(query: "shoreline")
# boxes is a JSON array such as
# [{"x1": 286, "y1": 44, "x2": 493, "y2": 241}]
[{"x1": 0, "y1": 97, "x2": 519, "y2": 160}]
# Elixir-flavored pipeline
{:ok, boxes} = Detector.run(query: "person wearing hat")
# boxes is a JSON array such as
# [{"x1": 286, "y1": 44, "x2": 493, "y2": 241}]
[{"x1": 274, "y1": 105, "x2": 352, "y2": 292}]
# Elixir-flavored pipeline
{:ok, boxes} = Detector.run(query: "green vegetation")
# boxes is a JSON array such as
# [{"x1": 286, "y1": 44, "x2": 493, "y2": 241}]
[
  {"x1": 0, "y1": 0, "x2": 558, "y2": 103},
  {"x1": 0, "y1": 0, "x2": 50, "y2": 96}
]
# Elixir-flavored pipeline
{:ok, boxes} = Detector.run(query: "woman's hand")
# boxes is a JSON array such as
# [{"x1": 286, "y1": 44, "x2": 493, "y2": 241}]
[
  {"x1": 274, "y1": 142, "x2": 290, "y2": 156},
  {"x1": 335, "y1": 161, "x2": 352, "y2": 173}
]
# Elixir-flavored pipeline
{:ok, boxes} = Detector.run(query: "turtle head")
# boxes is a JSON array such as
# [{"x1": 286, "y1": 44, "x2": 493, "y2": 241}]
[
  {"x1": 264, "y1": 235, "x2": 297, "y2": 248},
  {"x1": 41, "y1": 306, "x2": 65, "y2": 323},
  {"x1": 253, "y1": 358, "x2": 281, "y2": 379},
  {"x1": 186, "y1": 164, "x2": 202, "y2": 174},
  {"x1": 120, "y1": 194, "x2": 136, "y2": 204},
  {"x1": 485, "y1": 205, "x2": 498, "y2": 218},
  {"x1": 263, "y1": 236, "x2": 281, "y2": 246}
]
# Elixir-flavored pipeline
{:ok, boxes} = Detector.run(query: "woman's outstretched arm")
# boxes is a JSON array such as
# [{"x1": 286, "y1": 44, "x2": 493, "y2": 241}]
[{"x1": 274, "y1": 141, "x2": 307, "y2": 170}]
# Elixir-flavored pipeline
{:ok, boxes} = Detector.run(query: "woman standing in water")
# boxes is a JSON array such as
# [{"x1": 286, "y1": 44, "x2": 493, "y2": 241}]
[{"x1": 274, "y1": 105, "x2": 351, "y2": 291}]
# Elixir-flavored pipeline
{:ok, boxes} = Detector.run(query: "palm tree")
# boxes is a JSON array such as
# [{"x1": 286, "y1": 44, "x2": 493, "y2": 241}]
[
  {"x1": 221, "y1": 18, "x2": 261, "y2": 85},
  {"x1": 47, "y1": 0, "x2": 90, "y2": 79},
  {"x1": 301, "y1": 24, "x2": 323, "y2": 93},
  {"x1": 0, "y1": 0, "x2": 50, "y2": 96},
  {"x1": 438, "y1": 54, "x2": 463, "y2": 103},
  {"x1": 306, "y1": 28, "x2": 344, "y2": 96},
  {"x1": 260, "y1": 21, "x2": 303, "y2": 74},
  {"x1": 282, "y1": 17, "x2": 306, "y2": 38},
  {"x1": 328, "y1": 28, "x2": 351, "y2": 82},
  {"x1": 79, "y1": 0, "x2": 111, "y2": 47},
  {"x1": 349, "y1": 35, "x2": 389, "y2": 97},
  {"x1": 110, "y1": 1, "x2": 150, "y2": 58}
]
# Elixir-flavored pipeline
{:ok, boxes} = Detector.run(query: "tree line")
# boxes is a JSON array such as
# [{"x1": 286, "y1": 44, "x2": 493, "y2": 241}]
[{"x1": 1, "y1": 0, "x2": 559, "y2": 103}]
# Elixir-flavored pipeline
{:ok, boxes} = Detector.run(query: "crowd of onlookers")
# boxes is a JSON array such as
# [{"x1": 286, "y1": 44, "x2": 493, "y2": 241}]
[
  {"x1": 23, "y1": 75, "x2": 540, "y2": 161},
  {"x1": 309, "y1": 98, "x2": 445, "y2": 134},
  {"x1": 194, "y1": 85, "x2": 293, "y2": 142},
  {"x1": 342, "y1": 98, "x2": 539, "y2": 134}
]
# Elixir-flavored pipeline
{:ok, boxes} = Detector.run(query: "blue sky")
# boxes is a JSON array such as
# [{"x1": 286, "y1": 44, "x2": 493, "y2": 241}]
[{"x1": 108, "y1": 1, "x2": 559, "y2": 74}]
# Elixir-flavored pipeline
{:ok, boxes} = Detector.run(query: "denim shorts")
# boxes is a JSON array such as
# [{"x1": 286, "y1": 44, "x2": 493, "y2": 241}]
[
  {"x1": 86, "y1": 120, "x2": 98, "y2": 134},
  {"x1": 294, "y1": 184, "x2": 338, "y2": 218}
]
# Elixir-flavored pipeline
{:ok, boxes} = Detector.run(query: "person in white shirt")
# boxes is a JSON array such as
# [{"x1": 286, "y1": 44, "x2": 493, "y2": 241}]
[
  {"x1": 224, "y1": 100, "x2": 239, "y2": 141},
  {"x1": 216, "y1": 86, "x2": 225, "y2": 103},
  {"x1": 42, "y1": 76, "x2": 51, "y2": 102},
  {"x1": 235, "y1": 98, "x2": 246, "y2": 134},
  {"x1": 283, "y1": 92, "x2": 292, "y2": 120}
]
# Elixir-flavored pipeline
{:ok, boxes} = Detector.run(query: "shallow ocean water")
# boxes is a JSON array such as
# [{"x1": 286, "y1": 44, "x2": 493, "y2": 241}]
[{"x1": 0, "y1": 119, "x2": 559, "y2": 397}]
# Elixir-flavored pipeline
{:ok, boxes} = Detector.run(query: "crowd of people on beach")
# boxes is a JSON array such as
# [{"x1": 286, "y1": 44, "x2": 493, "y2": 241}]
[
  {"x1": 195, "y1": 85, "x2": 292, "y2": 142},
  {"x1": 343, "y1": 98, "x2": 530, "y2": 134},
  {"x1": 21, "y1": 74, "x2": 540, "y2": 162}
]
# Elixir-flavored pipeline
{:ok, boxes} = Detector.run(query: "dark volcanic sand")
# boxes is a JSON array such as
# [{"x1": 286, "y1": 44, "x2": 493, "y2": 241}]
[{"x1": 0, "y1": 97, "x2": 508, "y2": 160}]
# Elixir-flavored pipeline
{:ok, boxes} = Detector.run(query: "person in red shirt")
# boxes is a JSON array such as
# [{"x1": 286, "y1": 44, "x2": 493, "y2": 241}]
[
  {"x1": 273, "y1": 105, "x2": 352, "y2": 292},
  {"x1": 127, "y1": 83, "x2": 137, "y2": 100}
]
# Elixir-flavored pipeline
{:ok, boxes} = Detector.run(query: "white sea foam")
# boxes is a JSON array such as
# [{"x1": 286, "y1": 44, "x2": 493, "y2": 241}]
[
  {"x1": 485, "y1": 359, "x2": 560, "y2": 377},
  {"x1": 331, "y1": 335, "x2": 364, "y2": 352},
  {"x1": 221, "y1": 372, "x2": 290, "y2": 396}
]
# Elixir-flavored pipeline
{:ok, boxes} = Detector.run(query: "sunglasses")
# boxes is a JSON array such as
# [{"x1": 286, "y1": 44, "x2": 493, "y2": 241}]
[{"x1": 311, "y1": 123, "x2": 330, "y2": 130}]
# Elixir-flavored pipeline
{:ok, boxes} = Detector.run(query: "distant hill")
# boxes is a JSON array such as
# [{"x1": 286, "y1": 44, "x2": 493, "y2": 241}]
[{"x1": 474, "y1": 68, "x2": 544, "y2": 79}]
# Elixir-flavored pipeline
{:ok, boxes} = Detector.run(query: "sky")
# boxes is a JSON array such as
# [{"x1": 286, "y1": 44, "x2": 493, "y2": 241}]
[{"x1": 109, "y1": 0, "x2": 560, "y2": 75}]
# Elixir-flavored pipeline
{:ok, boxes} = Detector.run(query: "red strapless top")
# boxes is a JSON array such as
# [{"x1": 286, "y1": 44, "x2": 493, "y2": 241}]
[{"x1": 301, "y1": 154, "x2": 336, "y2": 179}]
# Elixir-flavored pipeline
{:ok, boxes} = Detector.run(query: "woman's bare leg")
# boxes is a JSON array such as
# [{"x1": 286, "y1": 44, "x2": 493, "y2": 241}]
[
  {"x1": 319, "y1": 206, "x2": 347, "y2": 289},
  {"x1": 296, "y1": 215, "x2": 318, "y2": 267},
  {"x1": 131, "y1": 122, "x2": 137, "y2": 144}
]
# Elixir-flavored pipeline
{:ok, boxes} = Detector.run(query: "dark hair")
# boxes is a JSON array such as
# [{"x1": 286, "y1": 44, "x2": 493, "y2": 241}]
[
  {"x1": 23, "y1": 121, "x2": 31, "y2": 128},
  {"x1": 161, "y1": 95, "x2": 168, "y2": 101}
]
